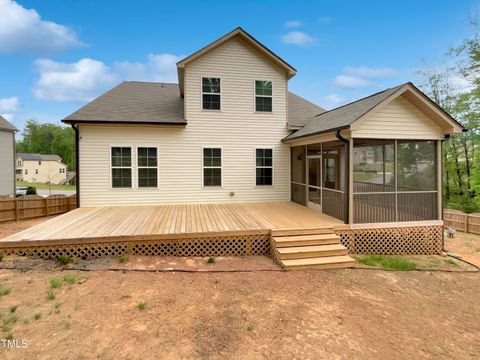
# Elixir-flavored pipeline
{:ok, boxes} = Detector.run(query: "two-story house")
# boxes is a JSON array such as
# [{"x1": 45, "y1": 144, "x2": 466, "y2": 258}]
[
  {"x1": 58, "y1": 27, "x2": 464, "y2": 262},
  {"x1": 0, "y1": 115, "x2": 16, "y2": 197},
  {"x1": 16, "y1": 153, "x2": 68, "y2": 184}
]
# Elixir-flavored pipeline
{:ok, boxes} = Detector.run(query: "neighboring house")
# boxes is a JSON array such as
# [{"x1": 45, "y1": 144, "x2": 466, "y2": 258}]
[
  {"x1": 16, "y1": 153, "x2": 68, "y2": 184},
  {"x1": 0, "y1": 116, "x2": 17, "y2": 197},
  {"x1": 62, "y1": 27, "x2": 463, "y2": 227}
]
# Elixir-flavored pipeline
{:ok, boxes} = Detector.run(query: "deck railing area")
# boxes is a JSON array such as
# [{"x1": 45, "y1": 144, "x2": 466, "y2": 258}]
[{"x1": 0, "y1": 195, "x2": 77, "y2": 223}]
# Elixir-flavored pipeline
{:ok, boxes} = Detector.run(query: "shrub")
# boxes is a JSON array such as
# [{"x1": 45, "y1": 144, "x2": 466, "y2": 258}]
[
  {"x1": 9, "y1": 305, "x2": 18, "y2": 313},
  {"x1": 46, "y1": 290, "x2": 55, "y2": 301},
  {"x1": 26, "y1": 186, "x2": 37, "y2": 195},
  {"x1": 34, "y1": 313, "x2": 42, "y2": 320},
  {"x1": 57, "y1": 255, "x2": 72, "y2": 265},
  {"x1": 63, "y1": 274, "x2": 77, "y2": 285},
  {"x1": 118, "y1": 255, "x2": 129, "y2": 263},
  {"x1": 0, "y1": 252, "x2": 4, "y2": 261},
  {"x1": 50, "y1": 278, "x2": 62, "y2": 289},
  {"x1": 0, "y1": 284, "x2": 11, "y2": 297},
  {"x1": 137, "y1": 301, "x2": 147, "y2": 310},
  {"x1": 207, "y1": 256, "x2": 216, "y2": 264}
]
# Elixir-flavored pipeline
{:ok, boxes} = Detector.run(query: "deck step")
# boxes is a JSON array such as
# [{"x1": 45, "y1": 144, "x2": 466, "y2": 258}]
[
  {"x1": 281, "y1": 255, "x2": 355, "y2": 270},
  {"x1": 274, "y1": 234, "x2": 341, "y2": 247},
  {"x1": 271, "y1": 228, "x2": 333, "y2": 237},
  {"x1": 277, "y1": 244, "x2": 348, "y2": 260}
]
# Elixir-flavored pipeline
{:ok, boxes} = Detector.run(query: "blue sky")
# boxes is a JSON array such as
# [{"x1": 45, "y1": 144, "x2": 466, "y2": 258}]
[{"x1": 0, "y1": 0, "x2": 478, "y2": 133}]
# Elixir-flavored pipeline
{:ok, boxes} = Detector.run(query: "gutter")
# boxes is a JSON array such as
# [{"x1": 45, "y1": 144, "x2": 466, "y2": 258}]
[
  {"x1": 282, "y1": 125, "x2": 350, "y2": 143},
  {"x1": 335, "y1": 129, "x2": 350, "y2": 224},
  {"x1": 62, "y1": 120, "x2": 187, "y2": 126},
  {"x1": 70, "y1": 124, "x2": 80, "y2": 208}
]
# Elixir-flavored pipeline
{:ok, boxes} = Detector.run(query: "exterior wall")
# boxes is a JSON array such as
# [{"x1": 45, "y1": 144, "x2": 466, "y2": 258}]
[
  {"x1": 0, "y1": 130, "x2": 15, "y2": 196},
  {"x1": 351, "y1": 95, "x2": 444, "y2": 139},
  {"x1": 17, "y1": 159, "x2": 67, "y2": 184},
  {"x1": 78, "y1": 36, "x2": 291, "y2": 206}
]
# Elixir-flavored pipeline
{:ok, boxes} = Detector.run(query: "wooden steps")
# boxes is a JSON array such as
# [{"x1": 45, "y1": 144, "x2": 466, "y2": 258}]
[{"x1": 272, "y1": 229, "x2": 354, "y2": 270}]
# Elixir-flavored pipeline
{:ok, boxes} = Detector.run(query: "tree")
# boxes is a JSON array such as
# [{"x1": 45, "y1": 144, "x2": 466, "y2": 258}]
[{"x1": 17, "y1": 119, "x2": 76, "y2": 172}]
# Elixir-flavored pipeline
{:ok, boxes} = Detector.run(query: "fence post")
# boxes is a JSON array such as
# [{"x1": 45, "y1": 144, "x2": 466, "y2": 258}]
[
  {"x1": 465, "y1": 214, "x2": 469, "y2": 233},
  {"x1": 14, "y1": 198, "x2": 19, "y2": 221},
  {"x1": 45, "y1": 197, "x2": 49, "y2": 217}
]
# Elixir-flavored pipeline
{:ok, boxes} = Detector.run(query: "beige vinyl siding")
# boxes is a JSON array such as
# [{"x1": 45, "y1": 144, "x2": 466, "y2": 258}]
[
  {"x1": 351, "y1": 95, "x2": 444, "y2": 139},
  {"x1": 0, "y1": 130, "x2": 15, "y2": 196},
  {"x1": 17, "y1": 159, "x2": 67, "y2": 184},
  {"x1": 79, "y1": 36, "x2": 290, "y2": 206}
]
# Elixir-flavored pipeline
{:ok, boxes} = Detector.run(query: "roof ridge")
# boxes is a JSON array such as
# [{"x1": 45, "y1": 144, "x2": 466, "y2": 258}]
[{"x1": 124, "y1": 81, "x2": 179, "y2": 85}]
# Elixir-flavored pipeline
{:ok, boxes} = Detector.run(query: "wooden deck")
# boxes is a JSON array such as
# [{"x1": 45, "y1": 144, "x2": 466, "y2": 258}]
[{"x1": 0, "y1": 202, "x2": 345, "y2": 247}]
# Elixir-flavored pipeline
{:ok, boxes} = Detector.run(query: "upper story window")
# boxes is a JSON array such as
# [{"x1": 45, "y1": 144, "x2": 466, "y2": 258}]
[
  {"x1": 17, "y1": 160, "x2": 21, "y2": 166},
  {"x1": 255, "y1": 80, "x2": 272, "y2": 112},
  {"x1": 111, "y1": 147, "x2": 132, "y2": 188},
  {"x1": 202, "y1": 77, "x2": 221, "y2": 110}
]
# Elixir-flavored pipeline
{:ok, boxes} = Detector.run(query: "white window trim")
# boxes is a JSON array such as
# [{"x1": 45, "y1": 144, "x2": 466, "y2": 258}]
[
  {"x1": 254, "y1": 80, "x2": 273, "y2": 113},
  {"x1": 201, "y1": 146, "x2": 223, "y2": 188},
  {"x1": 110, "y1": 145, "x2": 134, "y2": 190},
  {"x1": 136, "y1": 145, "x2": 160, "y2": 190},
  {"x1": 254, "y1": 146, "x2": 274, "y2": 187},
  {"x1": 201, "y1": 76, "x2": 222, "y2": 111}
]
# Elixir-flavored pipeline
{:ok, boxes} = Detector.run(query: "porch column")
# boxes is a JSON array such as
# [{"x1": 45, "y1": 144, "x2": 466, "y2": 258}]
[
  {"x1": 348, "y1": 138, "x2": 354, "y2": 224},
  {"x1": 437, "y1": 140, "x2": 443, "y2": 221}
]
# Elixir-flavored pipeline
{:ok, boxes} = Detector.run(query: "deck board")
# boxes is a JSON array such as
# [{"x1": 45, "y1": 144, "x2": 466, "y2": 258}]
[{"x1": 0, "y1": 202, "x2": 345, "y2": 246}]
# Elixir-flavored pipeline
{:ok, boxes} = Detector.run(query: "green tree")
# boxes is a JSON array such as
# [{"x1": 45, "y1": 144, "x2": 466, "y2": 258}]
[{"x1": 17, "y1": 119, "x2": 75, "y2": 172}]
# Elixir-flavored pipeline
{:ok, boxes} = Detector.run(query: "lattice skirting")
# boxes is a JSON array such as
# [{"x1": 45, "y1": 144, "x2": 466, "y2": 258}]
[
  {"x1": 1, "y1": 233, "x2": 271, "y2": 260},
  {"x1": 336, "y1": 225, "x2": 443, "y2": 255}
]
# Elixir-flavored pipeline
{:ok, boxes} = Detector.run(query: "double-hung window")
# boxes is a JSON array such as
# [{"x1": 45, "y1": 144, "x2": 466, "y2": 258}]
[
  {"x1": 255, "y1": 148, "x2": 273, "y2": 185},
  {"x1": 111, "y1": 147, "x2": 132, "y2": 188},
  {"x1": 202, "y1": 77, "x2": 221, "y2": 110},
  {"x1": 203, "y1": 148, "x2": 222, "y2": 186},
  {"x1": 255, "y1": 80, "x2": 272, "y2": 112},
  {"x1": 137, "y1": 147, "x2": 158, "y2": 188}
]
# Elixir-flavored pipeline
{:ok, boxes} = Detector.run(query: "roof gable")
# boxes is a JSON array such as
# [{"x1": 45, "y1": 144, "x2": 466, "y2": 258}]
[
  {"x1": 284, "y1": 82, "x2": 464, "y2": 142},
  {"x1": 176, "y1": 27, "x2": 297, "y2": 95},
  {"x1": 0, "y1": 115, "x2": 17, "y2": 132}
]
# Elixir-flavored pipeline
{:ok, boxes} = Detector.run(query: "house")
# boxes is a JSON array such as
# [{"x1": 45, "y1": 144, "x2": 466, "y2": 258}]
[
  {"x1": 0, "y1": 116, "x2": 17, "y2": 197},
  {"x1": 6, "y1": 26, "x2": 457, "y2": 268},
  {"x1": 16, "y1": 153, "x2": 68, "y2": 184}
]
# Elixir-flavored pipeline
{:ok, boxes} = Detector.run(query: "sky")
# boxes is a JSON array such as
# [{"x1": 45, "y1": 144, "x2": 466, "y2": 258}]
[{"x1": 0, "y1": 0, "x2": 478, "y2": 134}]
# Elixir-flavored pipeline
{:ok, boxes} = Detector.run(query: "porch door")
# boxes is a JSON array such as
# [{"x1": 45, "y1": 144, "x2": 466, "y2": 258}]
[{"x1": 307, "y1": 156, "x2": 322, "y2": 211}]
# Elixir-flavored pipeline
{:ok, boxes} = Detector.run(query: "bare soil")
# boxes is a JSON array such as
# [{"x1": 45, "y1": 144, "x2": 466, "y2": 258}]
[
  {"x1": 445, "y1": 231, "x2": 480, "y2": 267},
  {"x1": 0, "y1": 268, "x2": 478, "y2": 360}
]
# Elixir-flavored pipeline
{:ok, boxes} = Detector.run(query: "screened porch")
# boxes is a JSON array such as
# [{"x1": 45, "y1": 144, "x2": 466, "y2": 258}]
[{"x1": 290, "y1": 139, "x2": 441, "y2": 225}]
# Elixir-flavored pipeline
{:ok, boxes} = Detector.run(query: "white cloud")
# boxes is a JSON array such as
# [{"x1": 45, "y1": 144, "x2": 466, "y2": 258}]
[
  {"x1": 344, "y1": 66, "x2": 397, "y2": 78},
  {"x1": 0, "y1": 96, "x2": 21, "y2": 121},
  {"x1": 284, "y1": 20, "x2": 303, "y2": 28},
  {"x1": 115, "y1": 53, "x2": 183, "y2": 83},
  {"x1": 334, "y1": 75, "x2": 371, "y2": 88},
  {"x1": 324, "y1": 94, "x2": 343, "y2": 106},
  {"x1": 0, "y1": 0, "x2": 82, "y2": 53},
  {"x1": 281, "y1": 31, "x2": 316, "y2": 47},
  {"x1": 33, "y1": 58, "x2": 116, "y2": 103},
  {"x1": 32, "y1": 53, "x2": 183, "y2": 103}
]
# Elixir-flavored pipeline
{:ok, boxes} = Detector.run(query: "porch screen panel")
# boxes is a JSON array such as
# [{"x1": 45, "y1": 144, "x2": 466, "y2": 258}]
[
  {"x1": 291, "y1": 146, "x2": 306, "y2": 205},
  {"x1": 354, "y1": 193, "x2": 396, "y2": 223}
]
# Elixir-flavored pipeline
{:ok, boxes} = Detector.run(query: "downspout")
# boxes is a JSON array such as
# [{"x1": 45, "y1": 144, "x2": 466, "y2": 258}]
[
  {"x1": 335, "y1": 129, "x2": 349, "y2": 224},
  {"x1": 71, "y1": 124, "x2": 80, "y2": 208}
]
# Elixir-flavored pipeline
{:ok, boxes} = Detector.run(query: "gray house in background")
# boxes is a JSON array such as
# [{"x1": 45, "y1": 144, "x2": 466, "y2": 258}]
[{"x1": 0, "y1": 116, "x2": 17, "y2": 197}]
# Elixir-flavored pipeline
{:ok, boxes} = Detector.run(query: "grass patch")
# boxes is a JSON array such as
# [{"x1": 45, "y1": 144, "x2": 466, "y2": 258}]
[
  {"x1": 46, "y1": 290, "x2": 55, "y2": 301},
  {"x1": 57, "y1": 255, "x2": 72, "y2": 265},
  {"x1": 358, "y1": 254, "x2": 417, "y2": 270},
  {"x1": 9, "y1": 305, "x2": 18, "y2": 313},
  {"x1": 137, "y1": 301, "x2": 147, "y2": 310},
  {"x1": 207, "y1": 256, "x2": 216, "y2": 264},
  {"x1": 63, "y1": 274, "x2": 77, "y2": 285},
  {"x1": 446, "y1": 258, "x2": 459, "y2": 267},
  {"x1": 4, "y1": 332, "x2": 13, "y2": 340},
  {"x1": 0, "y1": 252, "x2": 4, "y2": 261},
  {"x1": 34, "y1": 312, "x2": 42, "y2": 320},
  {"x1": 0, "y1": 284, "x2": 11, "y2": 297},
  {"x1": 50, "y1": 277, "x2": 63, "y2": 289},
  {"x1": 16, "y1": 181, "x2": 76, "y2": 191},
  {"x1": 118, "y1": 255, "x2": 129, "y2": 263}
]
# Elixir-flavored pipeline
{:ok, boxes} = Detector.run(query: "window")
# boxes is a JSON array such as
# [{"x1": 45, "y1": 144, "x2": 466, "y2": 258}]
[
  {"x1": 203, "y1": 148, "x2": 221, "y2": 186},
  {"x1": 59, "y1": 168, "x2": 65, "y2": 174},
  {"x1": 17, "y1": 160, "x2": 21, "y2": 166},
  {"x1": 24, "y1": 169, "x2": 28, "y2": 175},
  {"x1": 137, "y1": 147, "x2": 158, "y2": 188},
  {"x1": 255, "y1": 148, "x2": 273, "y2": 185},
  {"x1": 38, "y1": 160, "x2": 42, "y2": 165},
  {"x1": 35, "y1": 169, "x2": 38, "y2": 174},
  {"x1": 255, "y1": 80, "x2": 272, "y2": 112},
  {"x1": 111, "y1": 147, "x2": 132, "y2": 188},
  {"x1": 202, "y1": 77, "x2": 221, "y2": 110}
]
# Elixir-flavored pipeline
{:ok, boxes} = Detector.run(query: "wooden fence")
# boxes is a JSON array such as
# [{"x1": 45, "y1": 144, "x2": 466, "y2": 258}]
[
  {"x1": 0, "y1": 195, "x2": 77, "y2": 223},
  {"x1": 443, "y1": 209, "x2": 480, "y2": 235}
]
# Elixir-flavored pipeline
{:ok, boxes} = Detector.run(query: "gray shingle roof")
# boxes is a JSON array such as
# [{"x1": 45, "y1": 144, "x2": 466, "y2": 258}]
[
  {"x1": 287, "y1": 93, "x2": 325, "y2": 128},
  {"x1": 0, "y1": 115, "x2": 17, "y2": 132},
  {"x1": 284, "y1": 84, "x2": 406, "y2": 141},
  {"x1": 62, "y1": 82, "x2": 186, "y2": 125},
  {"x1": 61, "y1": 81, "x2": 324, "y2": 127},
  {"x1": 17, "y1": 153, "x2": 62, "y2": 162}
]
